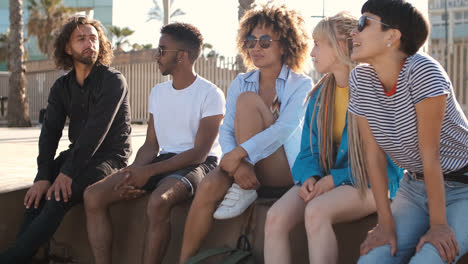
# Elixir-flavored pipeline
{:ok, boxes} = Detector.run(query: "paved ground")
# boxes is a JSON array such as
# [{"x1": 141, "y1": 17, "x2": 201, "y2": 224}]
[{"x1": 0, "y1": 124, "x2": 147, "y2": 193}]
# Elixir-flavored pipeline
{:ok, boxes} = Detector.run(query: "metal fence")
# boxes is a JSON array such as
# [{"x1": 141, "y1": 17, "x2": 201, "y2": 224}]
[
  {"x1": 429, "y1": 43, "x2": 468, "y2": 113},
  {"x1": 0, "y1": 56, "x2": 239, "y2": 123},
  {"x1": 0, "y1": 44, "x2": 467, "y2": 123}
]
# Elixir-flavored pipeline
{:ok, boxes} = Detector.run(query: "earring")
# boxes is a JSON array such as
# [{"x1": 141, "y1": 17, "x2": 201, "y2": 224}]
[{"x1": 386, "y1": 43, "x2": 391, "y2": 47}]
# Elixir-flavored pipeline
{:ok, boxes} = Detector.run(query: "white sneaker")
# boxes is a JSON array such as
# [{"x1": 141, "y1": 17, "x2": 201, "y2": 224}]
[{"x1": 213, "y1": 183, "x2": 258, "y2": 220}]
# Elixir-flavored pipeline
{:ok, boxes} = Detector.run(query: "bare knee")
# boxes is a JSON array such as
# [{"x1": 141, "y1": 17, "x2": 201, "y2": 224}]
[
  {"x1": 84, "y1": 184, "x2": 107, "y2": 212},
  {"x1": 236, "y1": 91, "x2": 260, "y2": 109},
  {"x1": 195, "y1": 168, "x2": 229, "y2": 204},
  {"x1": 146, "y1": 194, "x2": 172, "y2": 225},
  {"x1": 265, "y1": 206, "x2": 292, "y2": 237},
  {"x1": 304, "y1": 203, "x2": 330, "y2": 234}
]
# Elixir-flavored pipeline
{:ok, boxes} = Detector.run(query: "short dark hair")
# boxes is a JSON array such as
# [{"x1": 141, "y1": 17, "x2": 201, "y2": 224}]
[
  {"x1": 362, "y1": 0, "x2": 429, "y2": 55},
  {"x1": 54, "y1": 16, "x2": 113, "y2": 70},
  {"x1": 160, "y1": 23, "x2": 203, "y2": 63}
]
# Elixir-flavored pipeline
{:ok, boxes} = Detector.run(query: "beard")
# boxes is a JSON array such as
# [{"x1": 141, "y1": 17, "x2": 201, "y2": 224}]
[
  {"x1": 72, "y1": 48, "x2": 98, "y2": 65},
  {"x1": 159, "y1": 56, "x2": 178, "y2": 76}
]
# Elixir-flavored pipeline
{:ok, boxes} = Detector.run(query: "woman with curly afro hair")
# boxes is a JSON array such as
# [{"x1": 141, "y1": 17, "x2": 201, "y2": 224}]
[{"x1": 179, "y1": 4, "x2": 313, "y2": 263}]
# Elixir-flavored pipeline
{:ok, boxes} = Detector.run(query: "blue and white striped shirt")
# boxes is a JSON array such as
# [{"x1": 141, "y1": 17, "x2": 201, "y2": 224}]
[{"x1": 348, "y1": 53, "x2": 468, "y2": 174}]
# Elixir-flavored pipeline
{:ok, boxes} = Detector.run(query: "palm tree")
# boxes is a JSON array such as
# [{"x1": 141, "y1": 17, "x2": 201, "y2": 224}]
[
  {"x1": 0, "y1": 33, "x2": 8, "y2": 67},
  {"x1": 236, "y1": 0, "x2": 254, "y2": 72},
  {"x1": 107, "y1": 26, "x2": 134, "y2": 52},
  {"x1": 26, "y1": 0, "x2": 80, "y2": 58},
  {"x1": 132, "y1": 43, "x2": 153, "y2": 51},
  {"x1": 8, "y1": 0, "x2": 31, "y2": 127},
  {"x1": 238, "y1": 0, "x2": 255, "y2": 20},
  {"x1": 147, "y1": 0, "x2": 185, "y2": 25}
]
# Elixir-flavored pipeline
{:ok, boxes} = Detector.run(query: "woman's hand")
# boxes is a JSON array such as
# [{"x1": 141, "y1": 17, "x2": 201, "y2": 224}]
[
  {"x1": 220, "y1": 147, "x2": 247, "y2": 176},
  {"x1": 360, "y1": 223, "x2": 397, "y2": 256},
  {"x1": 416, "y1": 223, "x2": 459, "y2": 263}
]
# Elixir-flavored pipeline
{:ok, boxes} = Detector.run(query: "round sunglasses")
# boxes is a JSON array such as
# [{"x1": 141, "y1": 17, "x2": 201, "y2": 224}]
[
  {"x1": 244, "y1": 35, "x2": 280, "y2": 49},
  {"x1": 357, "y1": 15, "x2": 391, "y2": 32}
]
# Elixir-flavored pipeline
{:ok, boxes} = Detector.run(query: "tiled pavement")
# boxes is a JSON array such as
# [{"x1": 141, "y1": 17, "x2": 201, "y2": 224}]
[{"x1": 0, "y1": 124, "x2": 147, "y2": 193}]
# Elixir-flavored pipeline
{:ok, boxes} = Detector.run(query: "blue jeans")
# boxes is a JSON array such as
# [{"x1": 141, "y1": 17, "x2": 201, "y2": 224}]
[{"x1": 358, "y1": 174, "x2": 468, "y2": 264}]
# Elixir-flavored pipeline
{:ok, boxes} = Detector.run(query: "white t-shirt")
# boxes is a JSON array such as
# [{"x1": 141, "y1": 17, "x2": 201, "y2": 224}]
[{"x1": 148, "y1": 76, "x2": 226, "y2": 158}]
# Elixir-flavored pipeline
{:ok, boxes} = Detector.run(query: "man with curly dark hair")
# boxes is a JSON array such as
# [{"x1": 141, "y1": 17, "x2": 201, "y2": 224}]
[
  {"x1": 83, "y1": 22, "x2": 225, "y2": 264},
  {"x1": 0, "y1": 16, "x2": 131, "y2": 264}
]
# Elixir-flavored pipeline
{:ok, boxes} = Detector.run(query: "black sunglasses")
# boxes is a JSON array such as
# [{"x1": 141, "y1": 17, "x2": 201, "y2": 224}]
[
  {"x1": 357, "y1": 15, "x2": 391, "y2": 32},
  {"x1": 154, "y1": 46, "x2": 181, "y2": 58},
  {"x1": 244, "y1": 35, "x2": 280, "y2": 49}
]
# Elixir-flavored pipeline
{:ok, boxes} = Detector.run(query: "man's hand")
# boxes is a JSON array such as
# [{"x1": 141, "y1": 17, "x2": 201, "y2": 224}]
[
  {"x1": 46, "y1": 173, "x2": 72, "y2": 202},
  {"x1": 24, "y1": 180, "x2": 51, "y2": 209},
  {"x1": 114, "y1": 166, "x2": 152, "y2": 191},
  {"x1": 416, "y1": 223, "x2": 458, "y2": 263},
  {"x1": 220, "y1": 147, "x2": 247, "y2": 176},
  {"x1": 118, "y1": 185, "x2": 147, "y2": 200},
  {"x1": 232, "y1": 161, "x2": 259, "y2": 190},
  {"x1": 360, "y1": 223, "x2": 398, "y2": 256}
]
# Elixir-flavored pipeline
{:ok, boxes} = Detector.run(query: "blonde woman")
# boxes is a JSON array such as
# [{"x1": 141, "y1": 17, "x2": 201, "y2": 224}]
[
  {"x1": 264, "y1": 12, "x2": 403, "y2": 264},
  {"x1": 179, "y1": 4, "x2": 312, "y2": 263}
]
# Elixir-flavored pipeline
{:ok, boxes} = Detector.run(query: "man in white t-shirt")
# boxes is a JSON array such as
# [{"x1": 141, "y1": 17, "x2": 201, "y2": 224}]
[{"x1": 83, "y1": 23, "x2": 225, "y2": 264}]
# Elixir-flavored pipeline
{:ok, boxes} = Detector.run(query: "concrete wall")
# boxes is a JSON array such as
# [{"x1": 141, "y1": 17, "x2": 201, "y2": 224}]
[{"x1": 2, "y1": 188, "x2": 468, "y2": 264}]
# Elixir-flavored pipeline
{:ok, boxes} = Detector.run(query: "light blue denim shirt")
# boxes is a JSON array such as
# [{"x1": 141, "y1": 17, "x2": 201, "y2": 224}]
[{"x1": 219, "y1": 64, "x2": 313, "y2": 168}]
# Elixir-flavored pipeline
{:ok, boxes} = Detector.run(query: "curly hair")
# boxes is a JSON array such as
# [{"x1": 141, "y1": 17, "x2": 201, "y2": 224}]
[
  {"x1": 236, "y1": 4, "x2": 310, "y2": 73},
  {"x1": 54, "y1": 16, "x2": 113, "y2": 70},
  {"x1": 161, "y1": 23, "x2": 203, "y2": 63}
]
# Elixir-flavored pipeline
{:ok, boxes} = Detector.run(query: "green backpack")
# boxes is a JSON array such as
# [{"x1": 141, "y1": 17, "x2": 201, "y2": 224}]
[{"x1": 185, "y1": 234, "x2": 255, "y2": 264}]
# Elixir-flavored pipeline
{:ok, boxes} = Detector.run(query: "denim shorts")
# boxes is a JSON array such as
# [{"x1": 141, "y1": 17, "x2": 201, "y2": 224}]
[{"x1": 141, "y1": 153, "x2": 218, "y2": 196}]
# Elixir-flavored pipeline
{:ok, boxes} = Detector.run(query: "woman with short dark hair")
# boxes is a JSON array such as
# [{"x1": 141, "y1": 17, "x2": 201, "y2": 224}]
[{"x1": 348, "y1": 0, "x2": 468, "y2": 263}]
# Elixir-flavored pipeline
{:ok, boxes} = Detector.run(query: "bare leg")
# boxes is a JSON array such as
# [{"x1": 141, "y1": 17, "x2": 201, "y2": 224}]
[
  {"x1": 234, "y1": 92, "x2": 293, "y2": 188},
  {"x1": 264, "y1": 186, "x2": 306, "y2": 264},
  {"x1": 143, "y1": 178, "x2": 190, "y2": 264},
  {"x1": 179, "y1": 167, "x2": 233, "y2": 263},
  {"x1": 84, "y1": 171, "x2": 132, "y2": 264},
  {"x1": 305, "y1": 186, "x2": 376, "y2": 264}
]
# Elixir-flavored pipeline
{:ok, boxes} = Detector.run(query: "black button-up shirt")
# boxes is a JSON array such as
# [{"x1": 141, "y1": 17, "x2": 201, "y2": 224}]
[{"x1": 35, "y1": 63, "x2": 132, "y2": 181}]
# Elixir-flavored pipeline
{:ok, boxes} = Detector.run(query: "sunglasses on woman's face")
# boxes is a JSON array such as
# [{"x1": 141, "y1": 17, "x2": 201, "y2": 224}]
[
  {"x1": 357, "y1": 15, "x2": 391, "y2": 32},
  {"x1": 244, "y1": 35, "x2": 280, "y2": 49}
]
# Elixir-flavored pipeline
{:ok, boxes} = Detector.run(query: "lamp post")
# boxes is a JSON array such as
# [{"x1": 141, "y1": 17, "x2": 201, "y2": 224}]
[
  {"x1": 444, "y1": 0, "x2": 448, "y2": 68},
  {"x1": 311, "y1": 0, "x2": 325, "y2": 18}
]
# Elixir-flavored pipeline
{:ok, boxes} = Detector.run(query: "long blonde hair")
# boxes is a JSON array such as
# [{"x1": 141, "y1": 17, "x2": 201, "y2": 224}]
[{"x1": 306, "y1": 12, "x2": 358, "y2": 178}]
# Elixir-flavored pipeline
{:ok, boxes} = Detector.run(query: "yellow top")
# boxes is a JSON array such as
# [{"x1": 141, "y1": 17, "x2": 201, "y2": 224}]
[{"x1": 333, "y1": 85, "x2": 349, "y2": 145}]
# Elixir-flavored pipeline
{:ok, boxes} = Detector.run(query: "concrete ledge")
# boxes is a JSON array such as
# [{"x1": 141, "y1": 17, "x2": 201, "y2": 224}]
[{"x1": 1, "y1": 188, "x2": 468, "y2": 264}]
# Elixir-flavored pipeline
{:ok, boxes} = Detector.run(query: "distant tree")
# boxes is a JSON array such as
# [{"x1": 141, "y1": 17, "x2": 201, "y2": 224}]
[
  {"x1": 131, "y1": 43, "x2": 153, "y2": 51},
  {"x1": 236, "y1": 0, "x2": 255, "y2": 72},
  {"x1": 108, "y1": 26, "x2": 134, "y2": 52},
  {"x1": 0, "y1": 32, "x2": 8, "y2": 66},
  {"x1": 238, "y1": 0, "x2": 255, "y2": 20},
  {"x1": 26, "y1": 0, "x2": 80, "y2": 58},
  {"x1": 147, "y1": 0, "x2": 185, "y2": 25},
  {"x1": 8, "y1": 0, "x2": 31, "y2": 127},
  {"x1": 201, "y1": 43, "x2": 213, "y2": 57}
]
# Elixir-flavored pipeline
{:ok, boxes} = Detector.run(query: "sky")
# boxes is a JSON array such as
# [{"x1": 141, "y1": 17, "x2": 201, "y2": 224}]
[{"x1": 113, "y1": 0, "x2": 428, "y2": 57}]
